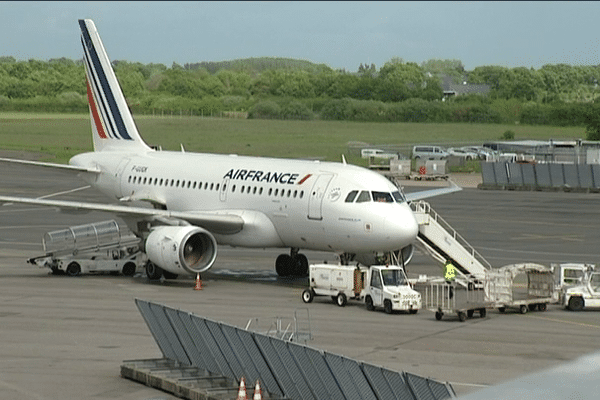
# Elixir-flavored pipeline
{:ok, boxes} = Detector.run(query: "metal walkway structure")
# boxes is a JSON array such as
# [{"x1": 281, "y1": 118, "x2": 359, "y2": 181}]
[
  {"x1": 411, "y1": 201, "x2": 491, "y2": 281},
  {"x1": 127, "y1": 299, "x2": 455, "y2": 400}
]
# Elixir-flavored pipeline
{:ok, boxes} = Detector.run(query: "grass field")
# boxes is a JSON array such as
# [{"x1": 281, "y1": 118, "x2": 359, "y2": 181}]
[{"x1": 0, "y1": 112, "x2": 587, "y2": 165}]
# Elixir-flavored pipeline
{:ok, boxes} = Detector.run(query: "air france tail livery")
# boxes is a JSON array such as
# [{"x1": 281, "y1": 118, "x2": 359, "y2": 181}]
[{"x1": 0, "y1": 20, "x2": 460, "y2": 280}]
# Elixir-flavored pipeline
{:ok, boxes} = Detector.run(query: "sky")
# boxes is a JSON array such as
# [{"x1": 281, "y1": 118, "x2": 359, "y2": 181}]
[{"x1": 1, "y1": 1, "x2": 600, "y2": 72}]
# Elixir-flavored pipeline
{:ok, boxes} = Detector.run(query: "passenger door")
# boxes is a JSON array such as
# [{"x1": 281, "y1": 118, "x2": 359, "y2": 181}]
[{"x1": 308, "y1": 174, "x2": 334, "y2": 220}]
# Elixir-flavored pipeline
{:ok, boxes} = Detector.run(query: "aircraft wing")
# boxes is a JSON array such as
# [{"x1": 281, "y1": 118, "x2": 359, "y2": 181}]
[
  {"x1": 404, "y1": 181, "x2": 462, "y2": 202},
  {"x1": 0, "y1": 195, "x2": 244, "y2": 234},
  {"x1": 0, "y1": 157, "x2": 101, "y2": 173}
]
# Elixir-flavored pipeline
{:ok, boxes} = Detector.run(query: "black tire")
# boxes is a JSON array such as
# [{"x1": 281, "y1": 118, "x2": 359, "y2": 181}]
[
  {"x1": 435, "y1": 311, "x2": 443, "y2": 321},
  {"x1": 568, "y1": 296, "x2": 584, "y2": 311},
  {"x1": 66, "y1": 262, "x2": 81, "y2": 277},
  {"x1": 384, "y1": 300, "x2": 393, "y2": 314},
  {"x1": 295, "y1": 254, "x2": 309, "y2": 276},
  {"x1": 122, "y1": 262, "x2": 136, "y2": 277},
  {"x1": 519, "y1": 305, "x2": 528, "y2": 314},
  {"x1": 479, "y1": 308, "x2": 487, "y2": 318},
  {"x1": 275, "y1": 254, "x2": 293, "y2": 277},
  {"x1": 528, "y1": 304, "x2": 537, "y2": 312},
  {"x1": 163, "y1": 271, "x2": 178, "y2": 280},
  {"x1": 498, "y1": 307, "x2": 506, "y2": 313},
  {"x1": 538, "y1": 303, "x2": 547, "y2": 312},
  {"x1": 145, "y1": 262, "x2": 163, "y2": 280},
  {"x1": 301, "y1": 289, "x2": 314, "y2": 303},
  {"x1": 458, "y1": 311, "x2": 467, "y2": 322},
  {"x1": 336, "y1": 293, "x2": 347, "y2": 307},
  {"x1": 409, "y1": 309, "x2": 418, "y2": 315},
  {"x1": 467, "y1": 309, "x2": 474, "y2": 318},
  {"x1": 365, "y1": 296, "x2": 374, "y2": 311}
]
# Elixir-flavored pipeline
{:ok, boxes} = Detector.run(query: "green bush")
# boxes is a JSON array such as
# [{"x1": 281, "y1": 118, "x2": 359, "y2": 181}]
[
  {"x1": 281, "y1": 100, "x2": 314, "y2": 120},
  {"x1": 247, "y1": 100, "x2": 281, "y2": 119},
  {"x1": 502, "y1": 130, "x2": 515, "y2": 140}
]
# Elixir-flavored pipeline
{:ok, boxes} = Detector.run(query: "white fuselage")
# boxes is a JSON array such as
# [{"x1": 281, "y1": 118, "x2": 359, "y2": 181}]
[{"x1": 70, "y1": 150, "x2": 419, "y2": 255}]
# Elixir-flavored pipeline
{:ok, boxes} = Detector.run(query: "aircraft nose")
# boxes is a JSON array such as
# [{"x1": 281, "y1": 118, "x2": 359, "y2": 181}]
[{"x1": 384, "y1": 203, "x2": 419, "y2": 247}]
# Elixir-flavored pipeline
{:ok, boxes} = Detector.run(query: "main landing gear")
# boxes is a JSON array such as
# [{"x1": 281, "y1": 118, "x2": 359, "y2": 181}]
[{"x1": 275, "y1": 248, "x2": 309, "y2": 277}]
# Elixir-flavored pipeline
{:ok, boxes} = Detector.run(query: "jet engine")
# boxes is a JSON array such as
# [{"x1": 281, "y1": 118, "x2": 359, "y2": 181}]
[{"x1": 145, "y1": 226, "x2": 218, "y2": 276}]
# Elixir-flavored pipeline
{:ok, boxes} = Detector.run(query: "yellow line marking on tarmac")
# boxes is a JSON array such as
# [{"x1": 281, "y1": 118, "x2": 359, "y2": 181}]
[{"x1": 526, "y1": 314, "x2": 600, "y2": 329}]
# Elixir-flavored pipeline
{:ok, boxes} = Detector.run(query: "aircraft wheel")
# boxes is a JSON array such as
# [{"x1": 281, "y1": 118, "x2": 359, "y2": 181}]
[
  {"x1": 294, "y1": 254, "x2": 309, "y2": 276},
  {"x1": 122, "y1": 262, "x2": 136, "y2": 276},
  {"x1": 336, "y1": 293, "x2": 347, "y2": 307},
  {"x1": 66, "y1": 262, "x2": 81, "y2": 277},
  {"x1": 275, "y1": 254, "x2": 294, "y2": 276},
  {"x1": 145, "y1": 262, "x2": 163, "y2": 280}
]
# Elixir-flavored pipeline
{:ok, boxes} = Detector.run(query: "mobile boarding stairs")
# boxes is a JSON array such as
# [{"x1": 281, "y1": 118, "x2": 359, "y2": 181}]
[{"x1": 410, "y1": 200, "x2": 491, "y2": 286}]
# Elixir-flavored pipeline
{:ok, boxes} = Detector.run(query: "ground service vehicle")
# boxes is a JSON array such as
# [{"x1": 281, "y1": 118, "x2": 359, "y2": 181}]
[
  {"x1": 412, "y1": 146, "x2": 449, "y2": 160},
  {"x1": 301, "y1": 264, "x2": 421, "y2": 314},
  {"x1": 28, "y1": 220, "x2": 147, "y2": 277},
  {"x1": 563, "y1": 266, "x2": 600, "y2": 311}
]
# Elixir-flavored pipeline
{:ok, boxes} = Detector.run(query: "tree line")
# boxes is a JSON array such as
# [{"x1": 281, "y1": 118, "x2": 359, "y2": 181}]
[{"x1": 1, "y1": 55, "x2": 600, "y2": 137}]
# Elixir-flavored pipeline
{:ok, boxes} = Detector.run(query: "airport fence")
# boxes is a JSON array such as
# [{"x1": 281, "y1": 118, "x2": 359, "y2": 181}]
[
  {"x1": 134, "y1": 299, "x2": 455, "y2": 400},
  {"x1": 481, "y1": 162, "x2": 600, "y2": 191}
]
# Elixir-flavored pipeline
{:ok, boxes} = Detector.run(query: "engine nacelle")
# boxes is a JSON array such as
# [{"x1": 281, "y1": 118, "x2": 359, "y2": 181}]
[{"x1": 145, "y1": 226, "x2": 218, "y2": 275}]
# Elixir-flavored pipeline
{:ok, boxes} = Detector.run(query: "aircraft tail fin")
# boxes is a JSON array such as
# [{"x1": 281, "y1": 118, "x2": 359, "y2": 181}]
[{"x1": 79, "y1": 19, "x2": 151, "y2": 153}]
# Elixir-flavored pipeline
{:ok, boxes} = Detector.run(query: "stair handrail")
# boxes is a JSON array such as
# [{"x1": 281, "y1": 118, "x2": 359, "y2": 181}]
[{"x1": 411, "y1": 200, "x2": 492, "y2": 270}]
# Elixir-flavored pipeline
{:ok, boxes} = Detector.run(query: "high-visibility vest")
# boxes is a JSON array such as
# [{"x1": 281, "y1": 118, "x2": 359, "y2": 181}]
[{"x1": 444, "y1": 263, "x2": 456, "y2": 281}]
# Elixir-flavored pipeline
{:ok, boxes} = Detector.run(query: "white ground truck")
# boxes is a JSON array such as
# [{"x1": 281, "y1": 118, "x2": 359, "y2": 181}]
[
  {"x1": 28, "y1": 220, "x2": 146, "y2": 277},
  {"x1": 562, "y1": 265, "x2": 600, "y2": 311},
  {"x1": 301, "y1": 264, "x2": 421, "y2": 314}
]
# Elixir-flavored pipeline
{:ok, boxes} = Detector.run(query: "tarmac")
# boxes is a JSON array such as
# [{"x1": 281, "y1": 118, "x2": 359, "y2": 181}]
[{"x1": 1, "y1": 163, "x2": 600, "y2": 400}]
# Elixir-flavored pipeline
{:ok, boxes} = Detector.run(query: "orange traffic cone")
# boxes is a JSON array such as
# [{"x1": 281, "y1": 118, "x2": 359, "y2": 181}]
[
  {"x1": 237, "y1": 377, "x2": 247, "y2": 400},
  {"x1": 194, "y1": 273, "x2": 203, "y2": 290},
  {"x1": 253, "y1": 379, "x2": 262, "y2": 400}
]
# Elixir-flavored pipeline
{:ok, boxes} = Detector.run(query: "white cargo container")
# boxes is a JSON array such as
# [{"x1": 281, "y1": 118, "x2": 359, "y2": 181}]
[{"x1": 301, "y1": 264, "x2": 421, "y2": 314}]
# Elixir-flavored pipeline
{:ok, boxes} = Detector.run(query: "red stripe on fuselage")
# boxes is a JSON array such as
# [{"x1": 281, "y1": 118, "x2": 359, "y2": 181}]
[
  {"x1": 297, "y1": 174, "x2": 312, "y2": 185},
  {"x1": 86, "y1": 80, "x2": 107, "y2": 139}
]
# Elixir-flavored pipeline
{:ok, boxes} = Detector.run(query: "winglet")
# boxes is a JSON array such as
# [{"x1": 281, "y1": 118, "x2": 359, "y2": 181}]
[{"x1": 79, "y1": 19, "x2": 151, "y2": 153}]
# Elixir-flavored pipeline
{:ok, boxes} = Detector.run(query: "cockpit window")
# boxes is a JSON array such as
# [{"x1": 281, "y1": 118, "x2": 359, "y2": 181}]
[
  {"x1": 356, "y1": 190, "x2": 372, "y2": 203},
  {"x1": 372, "y1": 191, "x2": 394, "y2": 203},
  {"x1": 392, "y1": 191, "x2": 406, "y2": 203},
  {"x1": 345, "y1": 190, "x2": 358, "y2": 203}
]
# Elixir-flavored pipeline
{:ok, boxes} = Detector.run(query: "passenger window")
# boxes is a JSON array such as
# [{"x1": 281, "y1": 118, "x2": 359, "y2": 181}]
[
  {"x1": 372, "y1": 191, "x2": 393, "y2": 203},
  {"x1": 345, "y1": 190, "x2": 358, "y2": 203},
  {"x1": 356, "y1": 191, "x2": 371, "y2": 203}
]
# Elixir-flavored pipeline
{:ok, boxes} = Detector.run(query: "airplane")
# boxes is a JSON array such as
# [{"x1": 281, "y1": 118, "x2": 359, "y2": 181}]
[{"x1": 0, "y1": 19, "x2": 460, "y2": 280}]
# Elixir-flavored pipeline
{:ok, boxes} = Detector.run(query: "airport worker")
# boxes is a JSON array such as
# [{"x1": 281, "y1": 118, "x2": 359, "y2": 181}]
[{"x1": 444, "y1": 259, "x2": 456, "y2": 283}]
